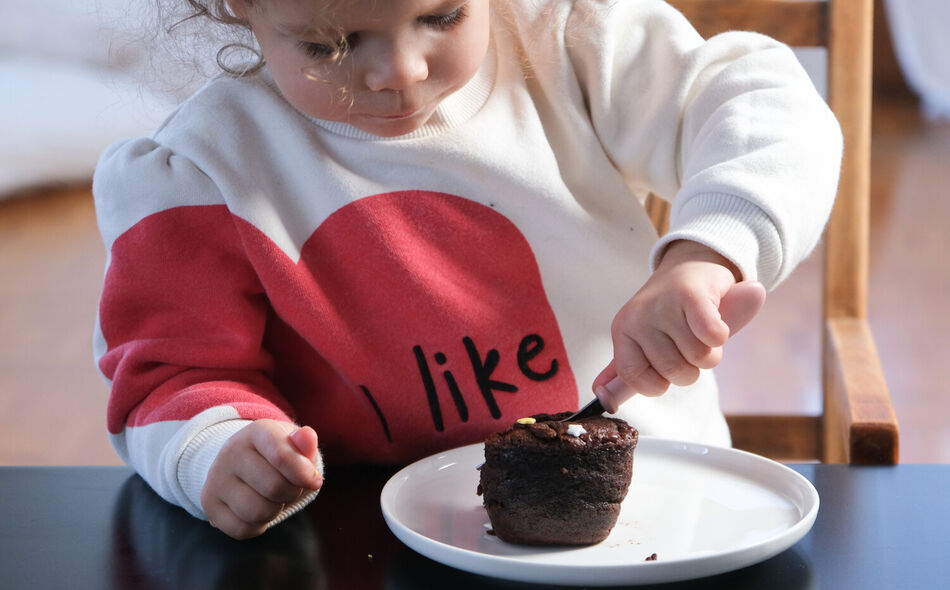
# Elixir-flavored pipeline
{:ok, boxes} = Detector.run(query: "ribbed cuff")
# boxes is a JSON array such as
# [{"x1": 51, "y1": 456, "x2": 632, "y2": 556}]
[
  {"x1": 268, "y1": 488, "x2": 321, "y2": 529},
  {"x1": 177, "y1": 420, "x2": 324, "y2": 527},
  {"x1": 267, "y1": 449, "x2": 324, "y2": 530},
  {"x1": 177, "y1": 419, "x2": 252, "y2": 519},
  {"x1": 650, "y1": 192, "x2": 782, "y2": 288}
]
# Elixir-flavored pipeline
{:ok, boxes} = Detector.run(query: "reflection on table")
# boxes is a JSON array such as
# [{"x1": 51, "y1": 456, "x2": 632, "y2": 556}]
[{"x1": 1, "y1": 464, "x2": 947, "y2": 589}]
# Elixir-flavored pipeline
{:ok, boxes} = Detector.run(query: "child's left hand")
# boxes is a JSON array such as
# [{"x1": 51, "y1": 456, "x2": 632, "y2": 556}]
[
  {"x1": 201, "y1": 420, "x2": 322, "y2": 540},
  {"x1": 593, "y1": 240, "x2": 766, "y2": 411}
]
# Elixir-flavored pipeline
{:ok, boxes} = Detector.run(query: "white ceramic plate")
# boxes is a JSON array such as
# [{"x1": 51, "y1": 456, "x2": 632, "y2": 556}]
[{"x1": 380, "y1": 437, "x2": 818, "y2": 586}]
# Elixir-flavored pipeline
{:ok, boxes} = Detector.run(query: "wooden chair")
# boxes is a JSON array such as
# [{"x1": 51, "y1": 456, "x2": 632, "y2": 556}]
[{"x1": 649, "y1": 0, "x2": 899, "y2": 464}]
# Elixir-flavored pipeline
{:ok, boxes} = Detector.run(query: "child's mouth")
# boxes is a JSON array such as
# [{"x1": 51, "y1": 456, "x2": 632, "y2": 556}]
[{"x1": 373, "y1": 106, "x2": 424, "y2": 120}]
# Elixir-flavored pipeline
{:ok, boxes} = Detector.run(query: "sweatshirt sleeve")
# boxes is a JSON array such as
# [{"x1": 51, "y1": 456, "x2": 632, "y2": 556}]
[
  {"x1": 564, "y1": 0, "x2": 842, "y2": 288},
  {"x1": 93, "y1": 137, "x2": 320, "y2": 522}
]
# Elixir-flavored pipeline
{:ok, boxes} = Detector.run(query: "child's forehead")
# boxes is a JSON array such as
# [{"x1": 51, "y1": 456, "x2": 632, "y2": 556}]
[{"x1": 255, "y1": 0, "x2": 462, "y2": 29}]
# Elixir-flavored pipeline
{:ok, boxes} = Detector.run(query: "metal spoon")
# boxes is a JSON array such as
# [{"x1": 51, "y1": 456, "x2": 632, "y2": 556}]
[
  {"x1": 559, "y1": 397, "x2": 606, "y2": 422},
  {"x1": 560, "y1": 374, "x2": 632, "y2": 422}
]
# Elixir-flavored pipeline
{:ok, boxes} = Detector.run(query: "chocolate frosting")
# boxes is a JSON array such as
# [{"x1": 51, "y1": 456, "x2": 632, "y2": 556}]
[{"x1": 489, "y1": 412, "x2": 637, "y2": 448}]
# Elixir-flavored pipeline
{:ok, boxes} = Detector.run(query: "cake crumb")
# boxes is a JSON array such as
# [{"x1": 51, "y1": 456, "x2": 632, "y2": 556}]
[{"x1": 645, "y1": 553, "x2": 658, "y2": 561}]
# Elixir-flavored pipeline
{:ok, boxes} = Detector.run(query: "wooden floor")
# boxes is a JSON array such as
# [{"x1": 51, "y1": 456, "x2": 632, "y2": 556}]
[{"x1": 1, "y1": 93, "x2": 948, "y2": 465}]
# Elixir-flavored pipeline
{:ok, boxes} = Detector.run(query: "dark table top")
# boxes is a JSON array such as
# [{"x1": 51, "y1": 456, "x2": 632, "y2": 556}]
[{"x1": 0, "y1": 463, "x2": 947, "y2": 589}]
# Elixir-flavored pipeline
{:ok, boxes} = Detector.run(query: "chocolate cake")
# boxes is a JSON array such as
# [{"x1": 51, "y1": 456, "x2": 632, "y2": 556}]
[{"x1": 477, "y1": 411, "x2": 638, "y2": 545}]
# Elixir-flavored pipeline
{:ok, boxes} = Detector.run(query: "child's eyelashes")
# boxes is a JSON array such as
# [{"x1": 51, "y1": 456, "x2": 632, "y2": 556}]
[
  {"x1": 297, "y1": 4, "x2": 468, "y2": 60},
  {"x1": 299, "y1": 34, "x2": 360, "y2": 60},
  {"x1": 299, "y1": 42, "x2": 334, "y2": 60},
  {"x1": 418, "y1": 5, "x2": 468, "y2": 30}
]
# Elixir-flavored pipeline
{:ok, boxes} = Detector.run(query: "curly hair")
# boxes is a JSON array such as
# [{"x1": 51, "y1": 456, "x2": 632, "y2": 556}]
[
  {"x1": 151, "y1": 0, "x2": 358, "y2": 81},
  {"x1": 164, "y1": 0, "x2": 264, "y2": 76},
  {"x1": 181, "y1": 0, "x2": 249, "y2": 26}
]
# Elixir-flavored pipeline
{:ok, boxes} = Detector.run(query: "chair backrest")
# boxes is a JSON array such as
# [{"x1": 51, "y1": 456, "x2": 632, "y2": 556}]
[{"x1": 652, "y1": 0, "x2": 899, "y2": 464}]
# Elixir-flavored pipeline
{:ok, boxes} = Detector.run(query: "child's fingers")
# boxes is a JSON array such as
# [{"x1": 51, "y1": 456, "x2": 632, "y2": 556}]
[
  {"x1": 719, "y1": 281, "x2": 767, "y2": 335},
  {"x1": 683, "y1": 296, "x2": 730, "y2": 349},
  {"x1": 662, "y1": 313, "x2": 722, "y2": 370},
  {"x1": 639, "y1": 330, "x2": 701, "y2": 387},
  {"x1": 251, "y1": 422, "x2": 323, "y2": 490},
  {"x1": 289, "y1": 426, "x2": 319, "y2": 460},
  {"x1": 594, "y1": 375, "x2": 630, "y2": 413},
  {"x1": 234, "y1": 449, "x2": 307, "y2": 504},
  {"x1": 205, "y1": 494, "x2": 271, "y2": 540},
  {"x1": 591, "y1": 361, "x2": 619, "y2": 393},
  {"x1": 222, "y1": 477, "x2": 286, "y2": 526},
  {"x1": 611, "y1": 336, "x2": 670, "y2": 397}
]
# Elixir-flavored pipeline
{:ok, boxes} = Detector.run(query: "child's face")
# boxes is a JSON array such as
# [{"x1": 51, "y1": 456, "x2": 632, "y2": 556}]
[{"x1": 233, "y1": 0, "x2": 490, "y2": 137}]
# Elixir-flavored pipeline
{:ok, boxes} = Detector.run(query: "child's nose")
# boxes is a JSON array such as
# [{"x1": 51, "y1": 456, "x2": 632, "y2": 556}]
[{"x1": 363, "y1": 40, "x2": 429, "y2": 91}]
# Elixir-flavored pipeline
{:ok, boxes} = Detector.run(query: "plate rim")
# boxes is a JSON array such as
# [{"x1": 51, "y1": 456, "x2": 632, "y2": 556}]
[{"x1": 380, "y1": 436, "x2": 819, "y2": 586}]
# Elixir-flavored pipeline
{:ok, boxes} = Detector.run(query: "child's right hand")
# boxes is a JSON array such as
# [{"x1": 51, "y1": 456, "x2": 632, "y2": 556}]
[
  {"x1": 592, "y1": 240, "x2": 767, "y2": 413},
  {"x1": 201, "y1": 419, "x2": 323, "y2": 540}
]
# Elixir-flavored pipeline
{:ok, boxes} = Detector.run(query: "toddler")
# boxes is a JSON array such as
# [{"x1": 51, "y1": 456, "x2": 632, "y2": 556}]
[{"x1": 94, "y1": 0, "x2": 841, "y2": 539}]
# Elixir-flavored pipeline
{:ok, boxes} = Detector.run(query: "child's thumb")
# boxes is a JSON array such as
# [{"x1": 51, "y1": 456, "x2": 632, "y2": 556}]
[
  {"x1": 719, "y1": 281, "x2": 767, "y2": 336},
  {"x1": 289, "y1": 426, "x2": 320, "y2": 461}
]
